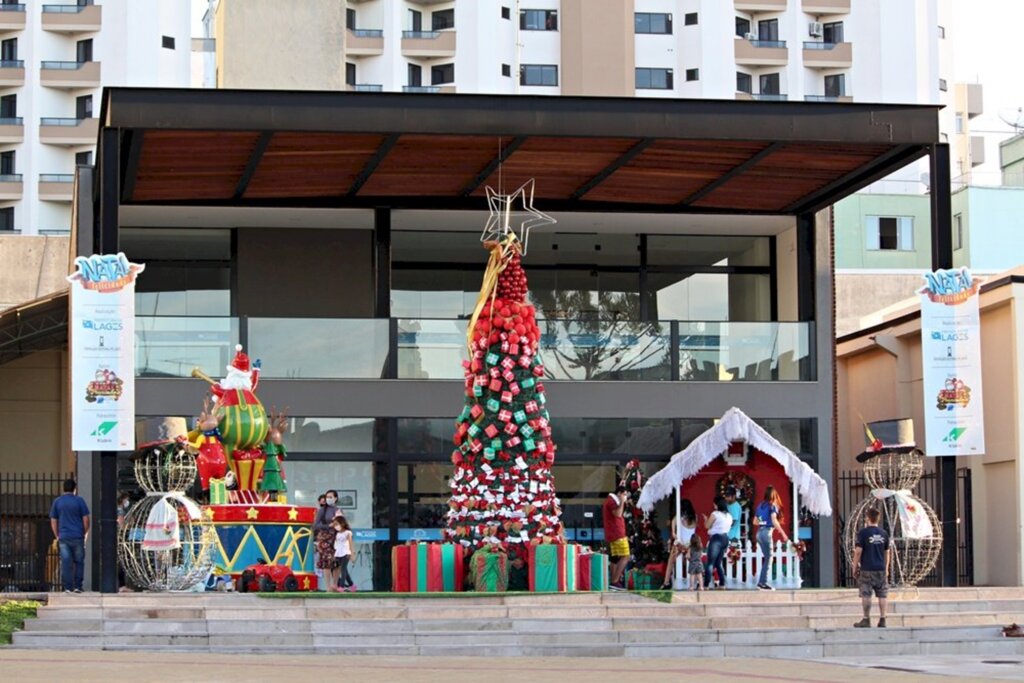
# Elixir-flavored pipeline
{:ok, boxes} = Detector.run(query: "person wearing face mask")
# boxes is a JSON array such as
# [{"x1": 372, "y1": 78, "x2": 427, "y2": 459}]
[{"x1": 313, "y1": 490, "x2": 340, "y2": 591}]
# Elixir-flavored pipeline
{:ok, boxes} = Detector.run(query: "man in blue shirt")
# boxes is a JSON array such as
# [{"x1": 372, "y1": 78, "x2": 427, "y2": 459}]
[
  {"x1": 853, "y1": 507, "x2": 891, "y2": 628},
  {"x1": 724, "y1": 486, "x2": 743, "y2": 543},
  {"x1": 49, "y1": 479, "x2": 90, "y2": 593}
]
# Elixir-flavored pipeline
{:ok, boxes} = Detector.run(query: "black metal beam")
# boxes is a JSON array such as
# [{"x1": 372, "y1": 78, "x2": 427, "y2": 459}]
[
  {"x1": 679, "y1": 142, "x2": 784, "y2": 206},
  {"x1": 571, "y1": 138, "x2": 653, "y2": 199},
  {"x1": 460, "y1": 136, "x2": 527, "y2": 196},
  {"x1": 347, "y1": 133, "x2": 399, "y2": 196},
  {"x1": 102, "y1": 88, "x2": 942, "y2": 147},
  {"x1": 374, "y1": 207, "x2": 391, "y2": 318},
  {"x1": 119, "y1": 130, "x2": 143, "y2": 203},
  {"x1": 795, "y1": 213, "x2": 816, "y2": 322},
  {"x1": 233, "y1": 131, "x2": 273, "y2": 200}
]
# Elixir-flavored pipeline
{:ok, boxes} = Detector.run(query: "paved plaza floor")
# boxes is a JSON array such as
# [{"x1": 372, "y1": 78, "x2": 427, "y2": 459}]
[{"x1": 0, "y1": 650, "x2": 1021, "y2": 683}]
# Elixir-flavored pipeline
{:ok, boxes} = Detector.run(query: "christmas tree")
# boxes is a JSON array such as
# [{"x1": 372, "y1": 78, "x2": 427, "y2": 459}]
[
  {"x1": 621, "y1": 459, "x2": 667, "y2": 568},
  {"x1": 445, "y1": 237, "x2": 563, "y2": 552}
]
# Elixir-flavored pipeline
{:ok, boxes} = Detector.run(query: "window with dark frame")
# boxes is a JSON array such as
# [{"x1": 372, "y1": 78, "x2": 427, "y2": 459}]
[
  {"x1": 76, "y1": 38, "x2": 93, "y2": 62},
  {"x1": 684, "y1": 12, "x2": 698, "y2": 26},
  {"x1": 432, "y1": 9, "x2": 454, "y2": 31},
  {"x1": 431, "y1": 62, "x2": 454, "y2": 85},
  {"x1": 346, "y1": 62, "x2": 356, "y2": 86},
  {"x1": 408, "y1": 9, "x2": 422, "y2": 32},
  {"x1": 760, "y1": 72, "x2": 780, "y2": 95},
  {"x1": 76, "y1": 94, "x2": 92, "y2": 119},
  {"x1": 408, "y1": 63, "x2": 422, "y2": 87},
  {"x1": 346, "y1": 7, "x2": 356, "y2": 29},
  {"x1": 735, "y1": 17, "x2": 750, "y2": 37},
  {"x1": 520, "y1": 9, "x2": 557, "y2": 30},
  {"x1": 635, "y1": 12, "x2": 672, "y2": 34},
  {"x1": 0, "y1": 94, "x2": 15, "y2": 119},
  {"x1": 685, "y1": 68, "x2": 699, "y2": 82},
  {"x1": 635, "y1": 68, "x2": 673, "y2": 90},
  {"x1": 867, "y1": 216, "x2": 913, "y2": 251},
  {"x1": 1, "y1": 37, "x2": 17, "y2": 62},
  {"x1": 501, "y1": 6, "x2": 510, "y2": 20},
  {"x1": 824, "y1": 73, "x2": 845, "y2": 98},
  {"x1": 0, "y1": 207, "x2": 13, "y2": 232},
  {"x1": 878, "y1": 217, "x2": 899, "y2": 250},
  {"x1": 757, "y1": 18, "x2": 779, "y2": 41},
  {"x1": 161, "y1": 35, "x2": 175, "y2": 50},
  {"x1": 822, "y1": 21, "x2": 843, "y2": 44},
  {"x1": 953, "y1": 213, "x2": 963, "y2": 250},
  {"x1": 501, "y1": 63, "x2": 511, "y2": 77},
  {"x1": 736, "y1": 72, "x2": 752, "y2": 93},
  {"x1": 75, "y1": 151, "x2": 92, "y2": 166},
  {"x1": 939, "y1": 78, "x2": 948, "y2": 91},
  {"x1": 520, "y1": 64, "x2": 558, "y2": 86},
  {"x1": 0, "y1": 150, "x2": 14, "y2": 176}
]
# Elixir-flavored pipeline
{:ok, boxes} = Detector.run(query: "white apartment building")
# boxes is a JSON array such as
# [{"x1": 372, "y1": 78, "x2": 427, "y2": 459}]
[{"x1": 0, "y1": 0, "x2": 190, "y2": 236}]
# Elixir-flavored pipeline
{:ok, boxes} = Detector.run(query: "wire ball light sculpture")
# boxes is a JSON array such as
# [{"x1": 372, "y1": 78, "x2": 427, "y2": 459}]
[
  {"x1": 118, "y1": 442, "x2": 216, "y2": 591},
  {"x1": 843, "y1": 450, "x2": 942, "y2": 588}
]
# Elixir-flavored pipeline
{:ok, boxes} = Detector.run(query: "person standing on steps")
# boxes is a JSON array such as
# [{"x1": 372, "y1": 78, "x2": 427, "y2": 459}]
[
  {"x1": 853, "y1": 508, "x2": 891, "y2": 628},
  {"x1": 603, "y1": 483, "x2": 630, "y2": 589},
  {"x1": 754, "y1": 486, "x2": 790, "y2": 590},
  {"x1": 313, "y1": 490, "x2": 340, "y2": 592},
  {"x1": 703, "y1": 496, "x2": 733, "y2": 589},
  {"x1": 331, "y1": 515, "x2": 356, "y2": 593},
  {"x1": 49, "y1": 479, "x2": 90, "y2": 593}
]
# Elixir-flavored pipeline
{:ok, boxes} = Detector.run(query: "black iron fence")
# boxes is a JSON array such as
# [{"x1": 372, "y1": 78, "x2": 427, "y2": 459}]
[
  {"x1": 836, "y1": 467, "x2": 973, "y2": 587},
  {"x1": 0, "y1": 472, "x2": 72, "y2": 592}
]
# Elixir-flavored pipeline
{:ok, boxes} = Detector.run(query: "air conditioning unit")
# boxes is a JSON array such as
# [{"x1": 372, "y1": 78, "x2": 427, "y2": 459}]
[
  {"x1": 809, "y1": 22, "x2": 823, "y2": 37},
  {"x1": 744, "y1": 32, "x2": 756, "y2": 40}
]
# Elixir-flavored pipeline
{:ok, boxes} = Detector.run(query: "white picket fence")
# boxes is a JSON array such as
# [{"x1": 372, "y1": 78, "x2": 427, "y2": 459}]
[{"x1": 672, "y1": 539, "x2": 802, "y2": 590}]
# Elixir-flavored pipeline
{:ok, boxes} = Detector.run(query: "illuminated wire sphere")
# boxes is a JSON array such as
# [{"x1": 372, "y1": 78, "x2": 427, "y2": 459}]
[
  {"x1": 863, "y1": 450, "x2": 926, "y2": 491},
  {"x1": 132, "y1": 441, "x2": 198, "y2": 494},
  {"x1": 118, "y1": 495, "x2": 216, "y2": 592}
]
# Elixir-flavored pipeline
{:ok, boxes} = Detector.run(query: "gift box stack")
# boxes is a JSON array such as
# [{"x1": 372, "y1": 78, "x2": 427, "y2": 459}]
[
  {"x1": 626, "y1": 564, "x2": 665, "y2": 591},
  {"x1": 391, "y1": 542, "x2": 465, "y2": 593},
  {"x1": 577, "y1": 552, "x2": 609, "y2": 591},
  {"x1": 469, "y1": 546, "x2": 509, "y2": 592},
  {"x1": 445, "y1": 244, "x2": 565, "y2": 556},
  {"x1": 528, "y1": 542, "x2": 578, "y2": 592}
]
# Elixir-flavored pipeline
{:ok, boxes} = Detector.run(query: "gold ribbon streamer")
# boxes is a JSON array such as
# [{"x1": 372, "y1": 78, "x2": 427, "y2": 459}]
[{"x1": 466, "y1": 234, "x2": 520, "y2": 357}]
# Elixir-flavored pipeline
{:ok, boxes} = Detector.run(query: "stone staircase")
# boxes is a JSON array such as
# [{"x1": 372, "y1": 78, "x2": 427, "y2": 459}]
[{"x1": 12, "y1": 588, "x2": 1024, "y2": 658}]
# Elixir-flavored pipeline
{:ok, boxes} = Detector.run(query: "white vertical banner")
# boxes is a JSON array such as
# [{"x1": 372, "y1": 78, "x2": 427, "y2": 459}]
[
  {"x1": 68, "y1": 253, "x2": 145, "y2": 451},
  {"x1": 919, "y1": 267, "x2": 985, "y2": 456}
]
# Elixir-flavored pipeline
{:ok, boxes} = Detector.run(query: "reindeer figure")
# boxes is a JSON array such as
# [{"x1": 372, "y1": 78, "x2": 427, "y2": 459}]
[
  {"x1": 189, "y1": 397, "x2": 228, "y2": 491},
  {"x1": 260, "y1": 407, "x2": 289, "y2": 496}
]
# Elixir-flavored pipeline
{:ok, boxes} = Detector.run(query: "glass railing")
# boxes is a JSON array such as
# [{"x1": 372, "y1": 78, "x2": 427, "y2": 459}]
[
  {"x1": 40, "y1": 173, "x2": 74, "y2": 182},
  {"x1": 0, "y1": 60, "x2": 24, "y2": 68},
  {"x1": 0, "y1": 4, "x2": 25, "y2": 11},
  {"x1": 750, "y1": 40, "x2": 786, "y2": 48},
  {"x1": 248, "y1": 318, "x2": 389, "y2": 379},
  {"x1": 350, "y1": 29, "x2": 383, "y2": 38},
  {"x1": 136, "y1": 316, "x2": 239, "y2": 379},
  {"x1": 803, "y1": 41, "x2": 840, "y2": 50},
  {"x1": 402, "y1": 31, "x2": 439, "y2": 39},
  {"x1": 753, "y1": 93, "x2": 788, "y2": 101},
  {"x1": 40, "y1": 61, "x2": 90, "y2": 70},
  {"x1": 0, "y1": 117, "x2": 22, "y2": 125},
  {"x1": 42, "y1": 3, "x2": 92, "y2": 13},
  {"x1": 0, "y1": 173, "x2": 22, "y2": 182},
  {"x1": 403, "y1": 85, "x2": 441, "y2": 93},
  {"x1": 137, "y1": 317, "x2": 815, "y2": 382},
  {"x1": 353, "y1": 84, "x2": 383, "y2": 92},
  {"x1": 804, "y1": 95, "x2": 846, "y2": 102},
  {"x1": 40, "y1": 117, "x2": 89, "y2": 126}
]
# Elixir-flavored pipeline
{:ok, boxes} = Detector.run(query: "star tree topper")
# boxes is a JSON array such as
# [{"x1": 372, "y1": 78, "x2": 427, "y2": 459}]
[{"x1": 480, "y1": 179, "x2": 556, "y2": 256}]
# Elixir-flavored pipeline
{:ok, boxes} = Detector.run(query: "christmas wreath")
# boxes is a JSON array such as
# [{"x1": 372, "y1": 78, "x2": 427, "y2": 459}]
[
  {"x1": 726, "y1": 544, "x2": 742, "y2": 565},
  {"x1": 792, "y1": 540, "x2": 808, "y2": 560},
  {"x1": 716, "y1": 471, "x2": 755, "y2": 504}
]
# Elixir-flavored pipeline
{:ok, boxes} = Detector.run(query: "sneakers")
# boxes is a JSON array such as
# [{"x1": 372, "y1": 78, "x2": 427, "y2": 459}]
[
  {"x1": 63, "y1": 589, "x2": 72, "y2": 594},
  {"x1": 73, "y1": 588, "x2": 83, "y2": 593},
  {"x1": 878, "y1": 618, "x2": 887, "y2": 628},
  {"x1": 757, "y1": 583, "x2": 775, "y2": 591},
  {"x1": 854, "y1": 617, "x2": 871, "y2": 628}
]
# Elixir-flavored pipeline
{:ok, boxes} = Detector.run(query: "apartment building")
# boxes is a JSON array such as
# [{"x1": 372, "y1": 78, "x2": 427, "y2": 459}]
[{"x1": 0, "y1": 0, "x2": 190, "y2": 236}]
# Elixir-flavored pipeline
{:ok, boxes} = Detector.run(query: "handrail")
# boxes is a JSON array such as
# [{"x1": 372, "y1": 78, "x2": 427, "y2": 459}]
[
  {"x1": 40, "y1": 173, "x2": 74, "y2": 182},
  {"x1": 402, "y1": 30, "x2": 439, "y2": 39},
  {"x1": 753, "y1": 93, "x2": 788, "y2": 101},
  {"x1": 804, "y1": 95, "x2": 846, "y2": 102},
  {"x1": 0, "y1": 4, "x2": 25, "y2": 11},
  {"x1": 40, "y1": 60, "x2": 90, "y2": 70},
  {"x1": 40, "y1": 116, "x2": 89, "y2": 126},
  {"x1": 0, "y1": 173, "x2": 23, "y2": 182},
  {"x1": 353, "y1": 84, "x2": 383, "y2": 92},
  {"x1": 0, "y1": 60, "x2": 24, "y2": 68},
  {"x1": 803, "y1": 41, "x2": 839, "y2": 50},
  {"x1": 42, "y1": 3, "x2": 92, "y2": 13},
  {"x1": 749, "y1": 39, "x2": 786, "y2": 48},
  {"x1": 350, "y1": 28, "x2": 383, "y2": 38},
  {"x1": 403, "y1": 85, "x2": 440, "y2": 93},
  {"x1": 0, "y1": 117, "x2": 22, "y2": 125}
]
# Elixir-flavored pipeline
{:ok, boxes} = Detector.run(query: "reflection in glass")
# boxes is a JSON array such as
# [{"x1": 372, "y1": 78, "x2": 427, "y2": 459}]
[
  {"x1": 528, "y1": 270, "x2": 639, "y2": 319},
  {"x1": 538, "y1": 319, "x2": 670, "y2": 381},
  {"x1": 249, "y1": 318, "x2": 389, "y2": 379},
  {"x1": 647, "y1": 235, "x2": 770, "y2": 267},
  {"x1": 398, "y1": 462, "x2": 451, "y2": 539},
  {"x1": 551, "y1": 418, "x2": 673, "y2": 454},
  {"x1": 648, "y1": 272, "x2": 771, "y2": 322},
  {"x1": 391, "y1": 269, "x2": 478, "y2": 319},
  {"x1": 397, "y1": 418, "x2": 453, "y2": 453},
  {"x1": 135, "y1": 316, "x2": 238, "y2": 378},
  {"x1": 284, "y1": 417, "x2": 375, "y2": 452},
  {"x1": 135, "y1": 265, "x2": 231, "y2": 316},
  {"x1": 397, "y1": 319, "x2": 468, "y2": 379},
  {"x1": 677, "y1": 322, "x2": 813, "y2": 381}
]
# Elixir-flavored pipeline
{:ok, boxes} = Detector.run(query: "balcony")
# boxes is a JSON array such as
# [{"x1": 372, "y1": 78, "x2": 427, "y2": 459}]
[
  {"x1": 0, "y1": 173, "x2": 23, "y2": 200},
  {"x1": 0, "y1": 4, "x2": 25, "y2": 32},
  {"x1": 802, "y1": 0, "x2": 850, "y2": 14},
  {"x1": 347, "y1": 84, "x2": 383, "y2": 92},
  {"x1": 735, "y1": 38, "x2": 788, "y2": 67},
  {"x1": 970, "y1": 136, "x2": 985, "y2": 166},
  {"x1": 0, "y1": 117, "x2": 23, "y2": 143},
  {"x1": 40, "y1": 60, "x2": 101, "y2": 88},
  {"x1": 804, "y1": 94, "x2": 852, "y2": 103},
  {"x1": 39, "y1": 117, "x2": 98, "y2": 145},
  {"x1": 752, "y1": 93, "x2": 788, "y2": 101},
  {"x1": 41, "y1": 3, "x2": 102, "y2": 33},
  {"x1": 401, "y1": 30, "x2": 456, "y2": 58},
  {"x1": 735, "y1": 0, "x2": 788, "y2": 10},
  {"x1": 0, "y1": 59, "x2": 24, "y2": 86},
  {"x1": 802, "y1": 41, "x2": 852, "y2": 68},
  {"x1": 134, "y1": 316, "x2": 815, "y2": 382},
  {"x1": 402, "y1": 85, "x2": 456, "y2": 94},
  {"x1": 38, "y1": 173, "x2": 74, "y2": 201},
  {"x1": 346, "y1": 28, "x2": 384, "y2": 56}
]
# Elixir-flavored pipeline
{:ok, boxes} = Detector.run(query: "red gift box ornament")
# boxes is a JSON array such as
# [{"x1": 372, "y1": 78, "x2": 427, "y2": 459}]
[
  {"x1": 525, "y1": 401, "x2": 539, "y2": 414},
  {"x1": 489, "y1": 378, "x2": 503, "y2": 392},
  {"x1": 484, "y1": 424, "x2": 499, "y2": 438},
  {"x1": 498, "y1": 409, "x2": 512, "y2": 423},
  {"x1": 501, "y1": 391, "x2": 513, "y2": 403}
]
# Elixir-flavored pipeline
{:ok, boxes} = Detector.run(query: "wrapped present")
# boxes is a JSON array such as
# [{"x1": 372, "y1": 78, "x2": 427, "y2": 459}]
[
  {"x1": 470, "y1": 404, "x2": 483, "y2": 419},
  {"x1": 470, "y1": 547, "x2": 508, "y2": 592},
  {"x1": 588, "y1": 553, "x2": 610, "y2": 591},
  {"x1": 626, "y1": 567, "x2": 662, "y2": 591},
  {"x1": 208, "y1": 478, "x2": 227, "y2": 505},
  {"x1": 521, "y1": 378, "x2": 535, "y2": 389},
  {"x1": 528, "y1": 543, "x2": 579, "y2": 592},
  {"x1": 489, "y1": 379, "x2": 503, "y2": 392},
  {"x1": 486, "y1": 352, "x2": 499, "y2": 365},
  {"x1": 484, "y1": 424, "x2": 499, "y2": 438},
  {"x1": 391, "y1": 545, "x2": 411, "y2": 592}
]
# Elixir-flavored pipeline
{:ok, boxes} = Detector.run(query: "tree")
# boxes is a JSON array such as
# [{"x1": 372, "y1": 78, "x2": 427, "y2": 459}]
[
  {"x1": 621, "y1": 459, "x2": 667, "y2": 568},
  {"x1": 445, "y1": 242, "x2": 563, "y2": 553}
]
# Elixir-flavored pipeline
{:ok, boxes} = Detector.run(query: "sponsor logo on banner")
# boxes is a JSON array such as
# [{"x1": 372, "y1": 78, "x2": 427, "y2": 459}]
[
  {"x1": 84, "y1": 368, "x2": 124, "y2": 403},
  {"x1": 91, "y1": 421, "x2": 118, "y2": 437},
  {"x1": 83, "y1": 319, "x2": 124, "y2": 331},
  {"x1": 919, "y1": 267, "x2": 985, "y2": 456},
  {"x1": 67, "y1": 253, "x2": 145, "y2": 293}
]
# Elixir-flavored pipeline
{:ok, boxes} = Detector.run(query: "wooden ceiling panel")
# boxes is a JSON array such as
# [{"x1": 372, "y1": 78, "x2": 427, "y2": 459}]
[
  {"x1": 132, "y1": 131, "x2": 260, "y2": 202},
  {"x1": 358, "y1": 135, "x2": 501, "y2": 196},
  {"x1": 471, "y1": 137, "x2": 641, "y2": 199},
  {"x1": 245, "y1": 132, "x2": 386, "y2": 198}
]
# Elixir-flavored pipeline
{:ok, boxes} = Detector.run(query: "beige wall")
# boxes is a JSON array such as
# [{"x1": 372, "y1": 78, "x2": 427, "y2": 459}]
[
  {"x1": 560, "y1": 0, "x2": 634, "y2": 96},
  {"x1": 0, "y1": 235, "x2": 71, "y2": 311},
  {"x1": 835, "y1": 272, "x2": 927, "y2": 337},
  {"x1": 837, "y1": 282, "x2": 1023, "y2": 585},
  {"x1": 216, "y1": 0, "x2": 347, "y2": 89},
  {"x1": 0, "y1": 351, "x2": 70, "y2": 475}
]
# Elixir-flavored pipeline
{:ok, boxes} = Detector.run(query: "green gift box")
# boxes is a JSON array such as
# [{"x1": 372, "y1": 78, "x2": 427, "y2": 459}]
[
  {"x1": 627, "y1": 567, "x2": 659, "y2": 591},
  {"x1": 470, "y1": 548, "x2": 508, "y2": 592},
  {"x1": 208, "y1": 478, "x2": 227, "y2": 505},
  {"x1": 528, "y1": 543, "x2": 578, "y2": 592}
]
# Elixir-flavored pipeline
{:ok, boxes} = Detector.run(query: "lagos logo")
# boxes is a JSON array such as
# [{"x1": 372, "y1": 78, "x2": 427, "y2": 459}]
[
  {"x1": 67, "y1": 252, "x2": 145, "y2": 293},
  {"x1": 919, "y1": 267, "x2": 980, "y2": 306}
]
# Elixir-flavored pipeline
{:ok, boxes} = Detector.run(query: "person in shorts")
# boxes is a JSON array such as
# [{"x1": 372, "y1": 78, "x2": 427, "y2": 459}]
[
  {"x1": 853, "y1": 508, "x2": 891, "y2": 628},
  {"x1": 603, "y1": 484, "x2": 630, "y2": 589}
]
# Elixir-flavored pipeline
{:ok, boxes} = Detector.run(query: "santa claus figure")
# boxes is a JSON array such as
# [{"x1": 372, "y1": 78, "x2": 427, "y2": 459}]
[{"x1": 212, "y1": 345, "x2": 269, "y2": 452}]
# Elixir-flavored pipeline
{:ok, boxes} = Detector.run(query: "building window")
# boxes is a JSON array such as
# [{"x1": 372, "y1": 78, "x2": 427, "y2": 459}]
[
  {"x1": 432, "y1": 9, "x2": 454, "y2": 31},
  {"x1": 635, "y1": 12, "x2": 672, "y2": 34},
  {"x1": 520, "y1": 9, "x2": 557, "y2": 31},
  {"x1": 0, "y1": 94, "x2": 15, "y2": 119},
  {"x1": 684, "y1": 12, "x2": 698, "y2": 26},
  {"x1": 0, "y1": 37, "x2": 16, "y2": 62},
  {"x1": 431, "y1": 62, "x2": 454, "y2": 85},
  {"x1": 953, "y1": 213, "x2": 963, "y2": 251},
  {"x1": 75, "y1": 151, "x2": 92, "y2": 166},
  {"x1": 501, "y1": 6, "x2": 510, "y2": 20},
  {"x1": 866, "y1": 216, "x2": 913, "y2": 251},
  {"x1": 636, "y1": 67, "x2": 673, "y2": 90},
  {"x1": 76, "y1": 94, "x2": 92, "y2": 119},
  {"x1": 76, "y1": 38, "x2": 93, "y2": 63},
  {"x1": 736, "y1": 72, "x2": 752, "y2": 93},
  {"x1": 760, "y1": 73, "x2": 780, "y2": 96},
  {"x1": 938, "y1": 25, "x2": 946, "y2": 39},
  {"x1": 501, "y1": 63, "x2": 511, "y2": 77},
  {"x1": 824, "y1": 73, "x2": 845, "y2": 98},
  {"x1": 822, "y1": 21, "x2": 843, "y2": 44},
  {"x1": 520, "y1": 64, "x2": 558, "y2": 86},
  {"x1": 757, "y1": 19, "x2": 779, "y2": 42},
  {"x1": 0, "y1": 207, "x2": 12, "y2": 232},
  {"x1": 161, "y1": 35, "x2": 175, "y2": 50},
  {"x1": 685, "y1": 68, "x2": 699, "y2": 82},
  {"x1": 939, "y1": 78, "x2": 948, "y2": 92},
  {"x1": 346, "y1": 62, "x2": 356, "y2": 87},
  {"x1": 346, "y1": 7, "x2": 356, "y2": 29},
  {"x1": 408, "y1": 63, "x2": 422, "y2": 87},
  {"x1": 408, "y1": 9, "x2": 422, "y2": 32},
  {"x1": 735, "y1": 17, "x2": 751, "y2": 38},
  {"x1": 0, "y1": 150, "x2": 14, "y2": 175},
  {"x1": 955, "y1": 113, "x2": 964, "y2": 134}
]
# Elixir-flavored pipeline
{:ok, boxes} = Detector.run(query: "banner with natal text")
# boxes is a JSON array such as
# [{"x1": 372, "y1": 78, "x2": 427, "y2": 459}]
[{"x1": 919, "y1": 267, "x2": 985, "y2": 456}]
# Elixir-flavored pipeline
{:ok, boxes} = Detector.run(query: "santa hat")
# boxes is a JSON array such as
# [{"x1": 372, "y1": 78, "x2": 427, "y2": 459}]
[{"x1": 229, "y1": 344, "x2": 251, "y2": 373}]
